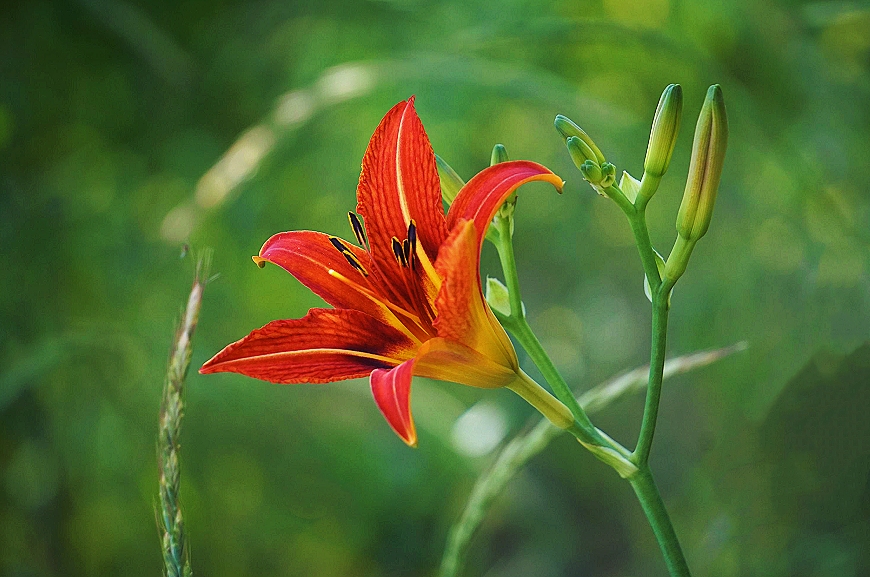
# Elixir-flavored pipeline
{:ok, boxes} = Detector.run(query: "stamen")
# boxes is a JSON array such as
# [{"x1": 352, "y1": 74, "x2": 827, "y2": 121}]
[
  {"x1": 407, "y1": 220, "x2": 417, "y2": 270},
  {"x1": 329, "y1": 235, "x2": 369, "y2": 276},
  {"x1": 391, "y1": 236, "x2": 408, "y2": 267},
  {"x1": 402, "y1": 238, "x2": 411, "y2": 267},
  {"x1": 347, "y1": 212, "x2": 368, "y2": 249},
  {"x1": 329, "y1": 236, "x2": 348, "y2": 253},
  {"x1": 341, "y1": 251, "x2": 369, "y2": 276}
]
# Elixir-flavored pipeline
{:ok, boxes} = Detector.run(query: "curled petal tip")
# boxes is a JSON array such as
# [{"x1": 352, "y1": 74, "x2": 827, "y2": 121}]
[{"x1": 252, "y1": 255, "x2": 267, "y2": 268}]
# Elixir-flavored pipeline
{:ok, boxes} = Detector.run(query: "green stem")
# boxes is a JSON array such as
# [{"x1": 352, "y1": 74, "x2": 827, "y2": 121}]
[
  {"x1": 493, "y1": 216, "x2": 523, "y2": 319},
  {"x1": 634, "y1": 172, "x2": 662, "y2": 212},
  {"x1": 629, "y1": 468, "x2": 691, "y2": 577},
  {"x1": 632, "y1": 295, "x2": 669, "y2": 464},
  {"x1": 627, "y1": 211, "x2": 662, "y2": 292}
]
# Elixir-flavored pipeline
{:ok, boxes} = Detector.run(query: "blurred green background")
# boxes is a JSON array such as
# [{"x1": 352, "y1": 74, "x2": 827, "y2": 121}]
[{"x1": 2, "y1": 0, "x2": 870, "y2": 575}]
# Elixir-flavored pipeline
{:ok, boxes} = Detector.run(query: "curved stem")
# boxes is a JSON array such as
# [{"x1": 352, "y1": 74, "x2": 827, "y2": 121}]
[
  {"x1": 507, "y1": 370, "x2": 574, "y2": 430},
  {"x1": 627, "y1": 211, "x2": 662, "y2": 292},
  {"x1": 629, "y1": 468, "x2": 691, "y2": 577},
  {"x1": 493, "y1": 216, "x2": 524, "y2": 319},
  {"x1": 632, "y1": 295, "x2": 669, "y2": 464}
]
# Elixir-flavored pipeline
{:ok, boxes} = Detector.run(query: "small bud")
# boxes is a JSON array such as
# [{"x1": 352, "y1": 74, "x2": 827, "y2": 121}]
[
  {"x1": 554, "y1": 115, "x2": 606, "y2": 164},
  {"x1": 579, "y1": 160, "x2": 602, "y2": 184},
  {"x1": 643, "y1": 84, "x2": 683, "y2": 179},
  {"x1": 489, "y1": 144, "x2": 518, "y2": 220},
  {"x1": 435, "y1": 154, "x2": 466, "y2": 206},
  {"x1": 600, "y1": 162, "x2": 616, "y2": 188},
  {"x1": 490, "y1": 143, "x2": 509, "y2": 165},
  {"x1": 566, "y1": 136, "x2": 598, "y2": 170},
  {"x1": 675, "y1": 85, "x2": 728, "y2": 241}
]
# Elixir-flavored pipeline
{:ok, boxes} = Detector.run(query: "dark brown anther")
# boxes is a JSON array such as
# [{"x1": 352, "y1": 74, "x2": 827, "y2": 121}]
[
  {"x1": 407, "y1": 220, "x2": 417, "y2": 270},
  {"x1": 347, "y1": 212, "x2": 368, "y2": 248},
  {"x1": 392, "y1": 236, "x2": 408, "y2": 267},
  {"x1": 341, "y1": 251, "x2": 369, "y2": 277},
  {"x1": 329, "y1": 236, "x2": 348, "y2": 254}
]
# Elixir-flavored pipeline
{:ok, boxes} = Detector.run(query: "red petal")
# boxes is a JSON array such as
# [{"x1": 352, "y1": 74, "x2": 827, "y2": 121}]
[
  {"x1": 370, "y1": 359, "x2": 417, "y2": 446},
  {"x1": 446, "y1": 161, "x2": 563, "y2": 250},
  {"x1": 356, "y1": 98, "x2": 448, "y2": 301},
  {"x1": 257, "y1": 231, "x2": 376, "y2": 311},
  {"x1": 257, "y1": 230, "x2": 426, "y2": 338},
  {"x1": 433, "y1": 220, "x2": 518, "y2": 370},
  {"x1": 200, "y1": 309, "x2": 416, "y2": 384}
]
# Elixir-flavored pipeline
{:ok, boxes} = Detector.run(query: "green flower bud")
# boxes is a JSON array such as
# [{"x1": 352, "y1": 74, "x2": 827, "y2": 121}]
[
  {"x1": 600, "y1": 162, "x2": 616, "y2": 188},
  {"x1": 675, "y1": 85, "x2": 728, "y2": 242},
  {"x1": 566, "y1": 136, "x2": 598, "y2": 170},
  {"x1": 490, "y1": 143, "x2": 509, "y2": 165},
  {"x1": 435, "y1": 154, "x2": 465, "y2": 206},
  {"x1": 643, "y1": 84, "x2": 683, "y2": 179},
  {"x1": 554, "y1": 115, "x2": 606, "y2": 164},
  {"x1": 579, "y1": 159, "x2": 602, "y2": 183},
  {"x1": 489, "y1": 144, "x2": 517, "y2": 220}
]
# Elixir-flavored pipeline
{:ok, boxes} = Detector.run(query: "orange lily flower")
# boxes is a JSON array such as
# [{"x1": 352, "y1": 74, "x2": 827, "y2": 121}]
[{"x1": 201, "y1": 98, "x2": 565, "y2": 446}]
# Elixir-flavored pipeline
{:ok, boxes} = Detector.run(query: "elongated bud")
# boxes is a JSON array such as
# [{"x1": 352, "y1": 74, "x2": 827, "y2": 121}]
[
  {"x1": 644, "y1": 84, "x2": 682, "y2": 179},
  {"x1": 490, "y1": 143, "x2": 509, "y2": 165},
  {"x1": 676, "y1": 85, "x2": 727, "y2": 242},
  {"x1": 554, "y1": 115, "x2": 606, "y2": 164},
  {"x1": 435, "y1": 154, "x2": 465, "y2": 205},
  {"x1": 566, "y1": 136, "x2": 598, "y2": 170}
]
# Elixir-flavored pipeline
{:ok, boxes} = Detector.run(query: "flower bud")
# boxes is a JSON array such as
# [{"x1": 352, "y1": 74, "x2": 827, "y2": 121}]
[
  {"x1": 554, "y1": 115, "x2": 606, "y2": 164},
  {"x1": 579, "y1": 159, "x2": 602, "y2": 184},
  {"x1": 643, "y1": 84, "x2": 682, "y2": 179},
  {"x1": 490, "y1": 143, "x2": 509, "y2": 165},
  {"x1": 566, "y1": 136, "x2": 598, "y2": 170},
  {"x1": 599, "y1": 162, "x2": 616, "y2": 188},
  {"x1": 435, "y1": 154, "x2": 465, "y2": 205},
  {"x1": 675, "y1": 85, "x2": 728, "y2": 242},
  {"x1": 489, "y1": 144, "x2": 518, "y2": 220}
]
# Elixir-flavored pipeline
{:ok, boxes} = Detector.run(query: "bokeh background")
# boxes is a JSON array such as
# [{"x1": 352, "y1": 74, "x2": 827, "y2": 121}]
[{"x1": 3, "y1": 0, "x2": 870, "y2": 575}]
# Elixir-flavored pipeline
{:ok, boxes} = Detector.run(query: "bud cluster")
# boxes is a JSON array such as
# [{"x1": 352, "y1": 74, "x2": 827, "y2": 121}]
[
  {"x1": 556, "y1": 116, "x2": 617, "y2": 194},
  {"x1": 555, "y1": 83, "x2": 728, "y2": 291}
]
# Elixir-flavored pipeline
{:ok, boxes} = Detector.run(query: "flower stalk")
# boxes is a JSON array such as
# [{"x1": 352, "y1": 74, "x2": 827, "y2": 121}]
[
  {"x1": 438, "y1": 344, "x2": 745, "y2": 577},
  {"x1": 489, "y1": 192, "x2": 631, "y2": 462},
  {"x1": 547, "y1": 85, "x2": 729, "y2": 577}
]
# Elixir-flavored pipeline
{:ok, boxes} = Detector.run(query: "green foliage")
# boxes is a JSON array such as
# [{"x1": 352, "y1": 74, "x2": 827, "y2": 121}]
[{"x1": 2, "y1": 0, "x2": 870, "y2": 575}]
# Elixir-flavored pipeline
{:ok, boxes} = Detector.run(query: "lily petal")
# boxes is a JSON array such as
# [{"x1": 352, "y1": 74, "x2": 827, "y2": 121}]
[
  {"x1": 434, "y1": 219, "x2": 518, "y2": 369},
  {"x1": 257, "y1": 230, "x2": 375, "y2": 307},
  {"x1": 357, "y1": 98, "x2": 447, "y2": 301},
  {"x1": 370, "y1": 359, "x2": 417, "y2": 446},
  {"x1": 200, "y1": 309, "x2": 415, "y2": 383},
  {"x1": 256, "y1": 231, "x2": 426, "y2": 342},
  {"x1": 446, "y1": 161, "x2": 563, "y2": 249},
  {"x1": 414, "y1": 338, "x2": 519, "y2": 390}
]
